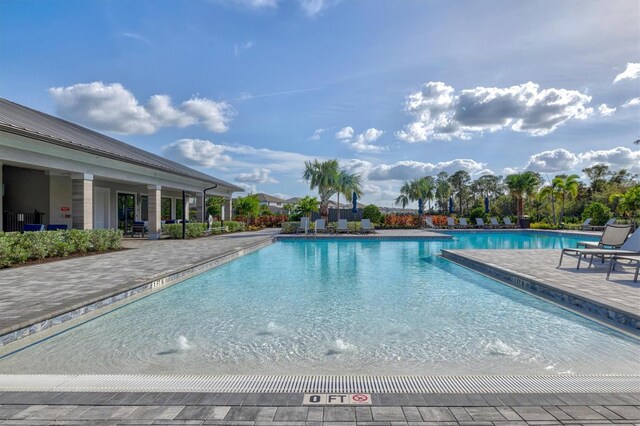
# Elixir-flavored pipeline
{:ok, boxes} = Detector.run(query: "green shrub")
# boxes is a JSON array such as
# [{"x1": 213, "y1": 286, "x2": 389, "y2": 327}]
[
  {"x1": 582, "y1": 201, "x2": 611, "y2": 226},
  {"x1": 530, "y1": 222, "x2": 556, "y2": 229},
  {"x1": 0, "y1": 229, "x2": 123, "y2": 268},
  {"x1": 468, "y1": 206, "x2": 486, "y2": 221},
  {"x1": 281, "y1": 222, "x2": 299, "y2": 233},
  {"x1": 162, "y1": 223, "x2": 208, "y2": 239},
  {"x1": 362, "y1": 205, "x2": 382, "y2": 224},
  {"x1": 224, "y1": 221, "x2": 246, "y2": 232}
]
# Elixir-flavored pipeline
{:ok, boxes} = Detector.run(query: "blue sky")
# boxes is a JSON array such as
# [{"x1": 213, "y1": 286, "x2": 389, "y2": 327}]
[{"x1": 1, "y1": 0, "x2": 639, "y2": 206}]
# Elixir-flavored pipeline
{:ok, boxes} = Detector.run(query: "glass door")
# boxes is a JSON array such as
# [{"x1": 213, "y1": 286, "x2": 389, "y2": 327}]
[{"x1": 117, "y1": 193, "x2": 135, "y2": 234}]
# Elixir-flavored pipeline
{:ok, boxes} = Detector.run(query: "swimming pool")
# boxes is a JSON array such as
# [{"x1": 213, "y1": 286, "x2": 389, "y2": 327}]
[{"x1": 1, "y1": 232, "x2": 638, "y2": 376}]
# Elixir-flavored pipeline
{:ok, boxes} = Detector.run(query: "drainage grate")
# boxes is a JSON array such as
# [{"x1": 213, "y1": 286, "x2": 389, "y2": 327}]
[{"x1": 0, "y1": 375, "x2": 638, "y2": 393}]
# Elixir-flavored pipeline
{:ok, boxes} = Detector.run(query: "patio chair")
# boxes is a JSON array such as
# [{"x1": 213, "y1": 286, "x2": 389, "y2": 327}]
[
  {"x1": 23, "y1": 224, "x2": 44, "y2": 232},
  {"x1": 503, "y1": 217, "x2": 517, "y2": 229},
  {"x1": 558, "y1": 229, "x2": 640, "y2": 269},
  {"x1": 589, "y1": 217, "x2": 617, "y2": 232},
  {"x1": 458, "y1": 218, "x2": 470, "y2": 229},
  {"x1": 475, "y1": 218, "x2": 488, "y2": 229},
  {"x1": 424, "y1": 216, "x2": 436, "y2": 229},
  {"x1": 576, "y1": 224, "x2": 631, "y2": 250},
  {"x1": 46, "y1": 224, "x2": 68, "y2": 231},
  {"x1": 580, "y1": 218, "x2": 593, "y2": 231},
  {"x1": 489, "y1": 217, "x2": 502, "y2": 229},
  {"x1": 314, "y1": 219, "x2": 326, "y2": 234},
  {"x1": 297, "y1": 217, "x2": 310, "y2": 234},
  {"x1": 360, "y1": 218, "x2": 375, "y2": 234},
  {"x1": 132, "y1": 221, "x2": 147, "y2": 237},
  {"x1": 446, "y1": 217, "x2": 456, "y2": 229},
  {"x1": 607, "y1": 255, "x2": 639, "y2": 283},
  {"x1": 336, "y1": 219, "x2": 349, "y2": 234}
]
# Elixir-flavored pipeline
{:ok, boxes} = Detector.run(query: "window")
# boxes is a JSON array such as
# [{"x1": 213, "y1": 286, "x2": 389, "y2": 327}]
[
  {"x1": 161, "y1": 197, "x2": 172, "y2": 220},
  {"x1": 140, "y1": 195, "x2": 148, "y2": 221},
  {"x1": 175, "y1": 198, "x2": 183, "y2": 220}
]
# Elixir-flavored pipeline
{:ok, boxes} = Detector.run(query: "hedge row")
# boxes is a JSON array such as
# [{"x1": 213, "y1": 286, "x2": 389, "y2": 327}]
[
  {"x1": 0, "y1": 229, "x2": 123, "y2": 268},
  {"x1": 162, "y1": 221, "x2": 246, "y2": 239}
]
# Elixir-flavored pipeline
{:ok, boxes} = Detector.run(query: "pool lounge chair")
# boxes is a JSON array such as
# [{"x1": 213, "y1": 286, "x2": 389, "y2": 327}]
[
  {"x1": 297, "y1": 217, "x2": 310, "y2": 234},
  {"x1": 458, "y1": 218, "x2": 470, "y2": 229},
  {"x1": 424, "y1": 216, "x2": 436, "y2": 229},
  {"x1": 576, "y1": 224, "x2": 631, "y2": 250},
  {"x1": 489, "y1": 217, "x2": 502, "y2": 229},
  {"x1": 558, "y1": 229, "x2": 640, "y2": 269},
  {"x1": 475, "y1": 218, "x2": 488, "y2": 229},
  {"x1": 607, "y1": 255, "x2": 639, "y2": 283},
  {"x1": 336, "y1": 219, "x2": 349, "y2": 234},
  {"x1": 580, "y1": 218, "x2": 593, "y2": 231},
  {"x1": 314, "y1": 219, "x2": 326, "y2": 234},
  {"x1": 23, "y1": 224, "x2": 44, "y2": 232},
  {"x1": 446, "y1": 217, "x2": 457, "y2": 229},
  {"x1": 503, "y1": 217, "x2": 517, "y2": 229},
  {"x1": 589, "y1": 217, "x2": 617, "y2": 231},
  {"x1": 360, "y1": 218, "x2": 375, "y2": 234}
]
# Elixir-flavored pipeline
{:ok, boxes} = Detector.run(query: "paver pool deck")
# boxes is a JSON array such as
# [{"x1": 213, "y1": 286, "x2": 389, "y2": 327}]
[{"x1": 1, "y1": 228, "x2": 639, "y2": 425}]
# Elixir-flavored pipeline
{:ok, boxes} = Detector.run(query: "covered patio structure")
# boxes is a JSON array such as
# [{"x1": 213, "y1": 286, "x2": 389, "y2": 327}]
[{"x1": 0, "y1": 98, "x2": 241, "y2": 238}]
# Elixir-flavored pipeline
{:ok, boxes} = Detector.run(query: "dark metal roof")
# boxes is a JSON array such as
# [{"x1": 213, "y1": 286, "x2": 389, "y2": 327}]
[{"x1": 0, "y1": 98, "x2": 243, "y2": 191}]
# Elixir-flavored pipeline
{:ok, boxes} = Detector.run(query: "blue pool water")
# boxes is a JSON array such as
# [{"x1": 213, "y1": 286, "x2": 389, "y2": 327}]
[{"x1": 1, "y1": 232, "x2": 638, "y2": 375}]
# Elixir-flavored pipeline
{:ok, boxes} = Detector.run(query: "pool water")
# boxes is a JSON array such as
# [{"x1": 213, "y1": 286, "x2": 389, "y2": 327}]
[{"x1": 1, "y1": 232, "x2": 638, "y2": 375}]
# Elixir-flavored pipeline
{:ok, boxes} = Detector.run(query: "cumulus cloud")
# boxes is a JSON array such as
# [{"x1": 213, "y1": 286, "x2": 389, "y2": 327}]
[
  {"x1": 503, "y1": 167, "x2": 519, "y2": 175},
  {"x1": 335, "y1": 126, "x2": 354, "y2": 139},
  {"x1": 162, "y1": 139, "x2": 232, "y2": 167},
  {"x1": 622, "y1": 97, "x2": 640, "y2": 108},
  {"x1": 579, "y1": 147, "x2": 640, "y2": 172},
  {"x1": 235, "y1": 168, "x2": 278, "y2": 184},
  {"x1": 49, "y1": 82, "x2": 234, "y2": 134},
  {"x1": 366, "y1": 159, "x2": 486, "y2": 181},
  {"x1": 613, "y1": 63, "x2": 640, "y2": 83},
  {"x1": 336, "y1": 126, "x2": 386, "y2": 152},
  {"x1": 525, "y1": 148, "x2": 579, "y2": 172},
  {"x1": 308, "y1": 128, "x2": 325, "y2": 141},
  {"x1": 396, "y1": 81, "x2": 592, "y2": 142},
  {"x1": 301, "y1": 0, "x2": 326, "y2": 16},
  {"x1": 598, "y1": 103, "x2": 616, "y2": 117}
]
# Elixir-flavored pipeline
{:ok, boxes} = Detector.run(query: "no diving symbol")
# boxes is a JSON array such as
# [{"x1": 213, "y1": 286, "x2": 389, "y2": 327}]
[{"x1": 351, "y1": 394, "x2": 369, "y2": 403}]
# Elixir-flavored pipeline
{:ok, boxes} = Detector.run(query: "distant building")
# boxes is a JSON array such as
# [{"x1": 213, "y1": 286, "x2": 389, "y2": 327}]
[{"x1": 254, "y1": 193, "x2": 287, "y2": 207}]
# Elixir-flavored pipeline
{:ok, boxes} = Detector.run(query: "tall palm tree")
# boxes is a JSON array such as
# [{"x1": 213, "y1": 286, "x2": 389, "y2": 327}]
[
  {"x1": 335, "y1": 170, "x2": 363, "y2": 220},
  {"x1": 505, "y1": 172, "x2": 540, "y2": 219},
  {"x1": 435, "y1": 177, "x2": 451, "y2": 213},
  {"x1": 395, "y1": 177, "x2": 431, "y2": 216},
  {"x1": 554, "y1": 174, "x2": 580, "y2": 224},
  {"x1": 302, "y1": 159, "x2": 340, "y2": 220},
  {"x1": 539, "y1": 180, "x2": 560, "y2": 225},
  {"x1": 423, "y1": 176, "x2": 436, "y2": 212}
]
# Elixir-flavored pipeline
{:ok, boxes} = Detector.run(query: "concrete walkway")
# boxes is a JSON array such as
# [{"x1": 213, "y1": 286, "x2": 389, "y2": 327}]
[{"x1": 0, "y1": 229, "x2": 279, "y2": 336}]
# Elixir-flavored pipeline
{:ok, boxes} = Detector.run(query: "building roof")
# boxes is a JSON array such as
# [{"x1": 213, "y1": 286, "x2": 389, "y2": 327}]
[
  {"x1": 0, "y1": 98, "x2": 243, "y2": 191},
  {"x1": 254, "y1": 193, "x2": 287, "y2": 203}
]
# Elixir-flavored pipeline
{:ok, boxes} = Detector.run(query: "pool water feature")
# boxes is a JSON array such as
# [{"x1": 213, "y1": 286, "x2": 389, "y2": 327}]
[{"x1": 1, "y1": 232, "x2": 637, "y2": 376}]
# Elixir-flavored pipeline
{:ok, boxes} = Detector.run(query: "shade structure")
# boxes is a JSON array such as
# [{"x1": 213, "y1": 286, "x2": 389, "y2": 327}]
[
  {"x1": 448, "y1": 196, "x2": 454, "y2": 213},
  {"x1": 352, "y1": 191, "x2": 358, "y2": 213},
  {"x1": 484, "y1": 196, "x2": 490, "y2": 213}
]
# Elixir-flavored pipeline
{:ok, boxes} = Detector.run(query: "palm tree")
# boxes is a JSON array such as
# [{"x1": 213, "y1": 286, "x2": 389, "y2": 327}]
[
  {"x1": 395, "y1": 177, "x2": 431, "y2": 216},
  {"x1": 554, "y1": 174, "x2": 580, "y2": 224},
  {"x1": 505, "y1": 172, "x2": 540, "y2": 220},
  {"x1": 539, "y1": 180, "x2": 560, "y2": 226},
  {"x1": 302, "y1": 159, "x2": 340, "y2": 220},
  {"x1": 634, "y1": 139, "x2": 639, "y2": 145},
  {"x1": 423, "y1": 176, "x2": 436, "y2": 212},
  {"x1": 449, "y1": 170, "x2": 471, "y2": 215},
  {"x1": 335, "y1": 170, "x2": 363, "y2": 220},
  {"x1": 435, "y1": 175, "x2": 451, "y2": 213}
]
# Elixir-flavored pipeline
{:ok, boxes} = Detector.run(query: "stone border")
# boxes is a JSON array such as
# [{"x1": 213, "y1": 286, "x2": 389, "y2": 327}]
[
  {"x1": 275, "y1": 234, "x2": 453, "y2": 241},
  {"x1": 0, "y1": 237, "x2": 275, "y2": 351},
  {"x1": 441, "y1": 250, "x2": 639, "y2": 336}
]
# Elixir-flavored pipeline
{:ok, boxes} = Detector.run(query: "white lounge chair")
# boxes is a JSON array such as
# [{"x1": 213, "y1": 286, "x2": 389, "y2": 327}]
[
  {"x1": 607, "y1": 255, "x2": 639, "y2": 283},
  {"x1": 297, "y1": 217, "x2": 309, "y2": 234},
  {"x1": 458, "y1": 218, "x2": 470, "y2": 229},
  {"x1": 503, "y1": 217, "x2": 517, "y2": 229},
  {"x1": 336, "y1": 219, "x2": 349, "y2": 234},
  {"x1": 360, "y1": 218, "x2": 375, "y2": 234},
  {"x1": 475, "y1": 218, "x2": 488, "y2": 229},
  {"x1": 315, "y1": 219, "x2": 326, "y2": 234},
  {"x1": 489, "y1": 217, "x2": 501, "y2": 229},
  {"x1": 423, "y1": 216, "x2": 436, "y2": 229},
  {"x1": 580, "y1": 218, "x2": 593, "y2": 231},
  {"x1": 446, "y1": 217, "x2": 456, "y2": 229},
  {"x1": 559, "y1": 230, "x2": 640, "y2": 269}
]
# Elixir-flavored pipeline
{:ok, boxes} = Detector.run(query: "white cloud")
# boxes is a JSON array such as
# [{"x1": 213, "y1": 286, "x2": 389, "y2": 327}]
[
  {"x1": 622, "y1": 97, "x2": 640, "y2": 108},
  {"x1": 598, "y1": 103, "x2": 616, "y2": 117},
  {"x1": 236, "y1": 182, "x2": 257, "y2": 193},
  {"x1": 475, "y1": 168, "x2": 496, "y2": 176},
  {"x1": 308, "y1": 128, "x2": 325, "y2": 141},
  {"x1": 162, "y1": 139, "x2": 232, "y2": 167},
  {"x1": 525, "y1": 148, "x2": 579, "y2": 172},
  {"x1": 335, "y1": 126, "x2": 354, "y2": 139},
  {"x1": 234, "y1": 41, "x2": 255, "y2": 56},
  {"x1": 235, "y1": 168, "x2": 278, "y2": 184},
  {"x1": 396, "y1": 81, "x2": 592, "y2": 142},
  {"x1": 613, "y1": 62, "x2": 640, "y2": 83},
  {"x1": 49, "y1": 82, "x2": 234, "y2": 134},
  {"x1": 366, "y1": 159, "x2": 486, "y2": 181},
  {"x1": 579, "y1": 146, "x2": 640, "y2": 172},
  {"x1": 503, "y1": 167, "x2": 519, "y2": 175},
  {"x1": 300, "y1": 0, "x2": 325, "y2": 16}
]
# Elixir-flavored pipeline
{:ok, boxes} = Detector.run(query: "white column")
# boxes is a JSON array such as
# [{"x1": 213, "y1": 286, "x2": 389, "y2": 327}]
[
  {"x1": 72, "y1": 173, "x2": 93, "y2": 230},
  {"x1": 147, "y1": 185, "x2": 161, "y2": 239},
  {"x1": 224, "y1": 197, "x2": 233, "y2": 220},
  {"x1": 0, "y1": 162, "x2": 3, "y2": 232}
]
